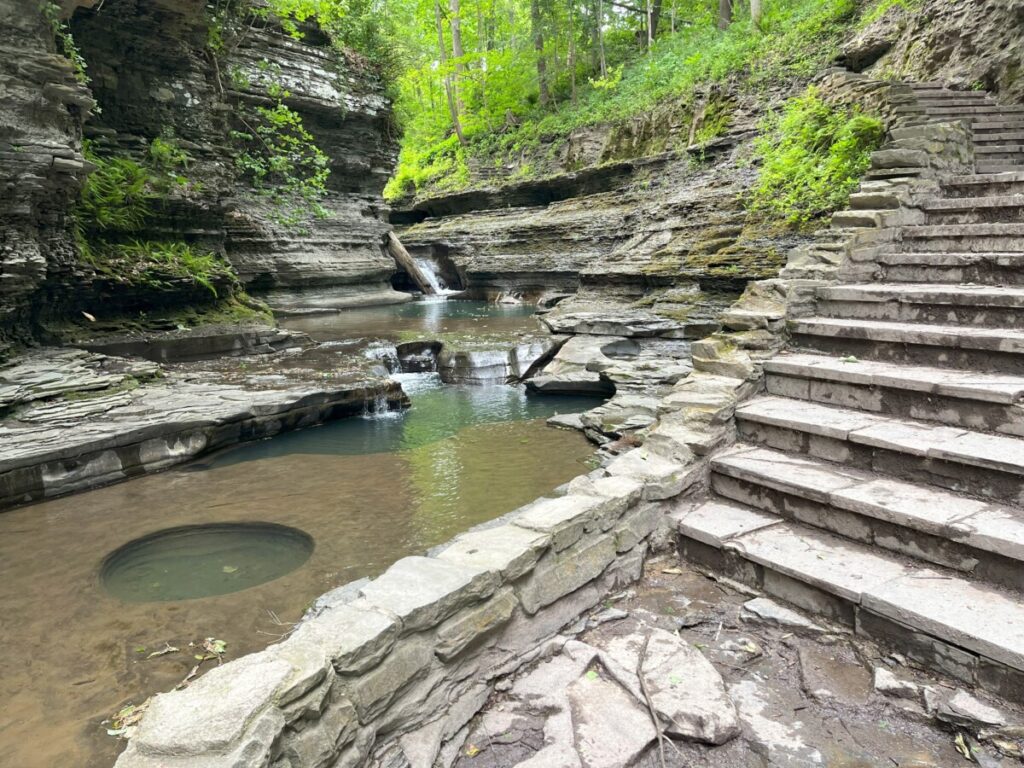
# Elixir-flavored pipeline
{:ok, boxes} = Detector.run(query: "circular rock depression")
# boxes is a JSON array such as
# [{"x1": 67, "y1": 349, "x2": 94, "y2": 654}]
[{"x1": 100, "y1": 522, "x2": 314, "y2": 602}]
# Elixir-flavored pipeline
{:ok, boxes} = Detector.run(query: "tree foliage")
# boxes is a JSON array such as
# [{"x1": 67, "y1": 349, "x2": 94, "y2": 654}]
[{"x1": 382, "y1": 0, "x2": 864, "y2": 199}]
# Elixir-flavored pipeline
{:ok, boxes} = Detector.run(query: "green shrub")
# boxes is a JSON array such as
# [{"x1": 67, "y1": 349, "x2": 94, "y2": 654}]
[{"x1": 749, "y1": 87, "x2": 884, "y2": 227}]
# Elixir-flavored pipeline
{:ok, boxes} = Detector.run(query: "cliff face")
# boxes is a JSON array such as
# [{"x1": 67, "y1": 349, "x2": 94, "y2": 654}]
[
  {"x1": 0, "y1": 0, "x2": 93, "y2": 352},
  {"x1": 0, "y1": 0, "x2": 401, "y2": 354},
  {"x1": 70, "y1": 0, "x2": 403, "y2": 308},
  {"x1": 843, "y1": 0, "x2": 1024, "y2": 101}
]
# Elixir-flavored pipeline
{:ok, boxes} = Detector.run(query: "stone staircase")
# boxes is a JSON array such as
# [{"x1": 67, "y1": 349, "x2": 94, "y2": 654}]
[{"x1": 674, "y1": 84, "x2": 1024, "y2": 703}]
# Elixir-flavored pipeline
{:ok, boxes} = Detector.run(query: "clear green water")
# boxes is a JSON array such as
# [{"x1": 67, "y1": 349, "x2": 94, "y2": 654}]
[
  {"x1": 100, "y1": 523, "x2": 315, "y2": 603},
  {"x1": 205, "y1": 374, "x2": 604, "y2": 466}
]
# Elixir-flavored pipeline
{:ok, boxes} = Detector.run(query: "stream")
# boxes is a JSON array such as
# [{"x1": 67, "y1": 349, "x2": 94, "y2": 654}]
[{"x1": 0, "y1": 300, "x2": 600, "y2": 768}]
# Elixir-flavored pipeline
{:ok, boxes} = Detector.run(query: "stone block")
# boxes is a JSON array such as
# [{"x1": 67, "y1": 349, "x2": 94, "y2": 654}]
[
  {"x1": 358, "y1": 556, "x2": 499, "y2": 633},
  {"x1": 278, "y1": 697, "x2": 357, "y2": 768},
  {"x1": 345, "y1": 635, "x2": 435, "y2": 722},
  {"x1": 512, "y1": 494, "x2": 610, "y2": 551},
  {"x1": 606, "y1": 448, "x2": 701, "y2": 501},
  {"x1": 566, "y1": 474, "x2": 644, "y2": 529},
  {"x1": 613, "y1": 503, "x2": 664, "y2": 552},
  {"x1": 130, "y1": 652, "x2": 291, "y2": 758},
  {"x1": 516, "y1": 533, "x2": 618, "y2": 614},
  {"x1": 435, "y1": 587, "x2": 519, "y2": 661},
  {"x1": 436, "y1": 524, "x2": 551, "y2": 580},
  {"x1": 288, "y1": 602, "x2": 399, "y2": 674}
]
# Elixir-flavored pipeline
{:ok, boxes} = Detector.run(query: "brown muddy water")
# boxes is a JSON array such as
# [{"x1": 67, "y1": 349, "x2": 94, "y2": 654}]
[{"x1": 0, "y1": 301, "x2": 599, "y2": 768}]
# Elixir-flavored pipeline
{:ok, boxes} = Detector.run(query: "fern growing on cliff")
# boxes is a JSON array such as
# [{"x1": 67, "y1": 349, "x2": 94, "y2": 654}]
[
  {"x1": 749, "y1": 87, "x2": 884, "y2": 227},
  {"x1": 74, "y1": 144, "x2": 237, "y2": 298}
]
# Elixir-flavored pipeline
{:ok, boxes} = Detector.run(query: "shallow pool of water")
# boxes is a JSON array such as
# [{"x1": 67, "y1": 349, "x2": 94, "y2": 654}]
[
  {"x1": 0, "y1": 301, "x2": 599, "y2": 768},
  {"x1": 281, "y1": 298, "x2": 540, "y2": 342}
]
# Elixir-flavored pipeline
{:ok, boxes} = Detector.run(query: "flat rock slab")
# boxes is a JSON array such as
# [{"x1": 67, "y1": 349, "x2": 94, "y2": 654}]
[
  {"x1": 566, "y1": 664, "x2": 657, "y2": 768},
  {"x1": 542, "y1": 311, "x2": 686, "y2": 338},
  {"x1": 600, "y1": 628, "x2": 741, "y2": 744}
]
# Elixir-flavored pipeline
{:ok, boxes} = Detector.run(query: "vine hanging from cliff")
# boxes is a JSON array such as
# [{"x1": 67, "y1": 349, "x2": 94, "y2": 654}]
[{"x1": 41, "y1": 1, "x2": 90, "y2": 84}]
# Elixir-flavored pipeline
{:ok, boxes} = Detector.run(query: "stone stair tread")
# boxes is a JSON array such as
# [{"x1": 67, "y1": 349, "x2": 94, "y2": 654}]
[
  {"x1": 864, "y1": 571, "x2": 1024, "y2": 673},
  {"x1": 902, "y1": 223, "x2": 1024, "y2": 236},
  {"x1": 976, "y1": 145, "x2": 1024, "y2": 153},
  {"x1": 764, "y1": 351, "x2": 1024, "y2": 404},
  {"x1": 678, "y1": 499, "x2": 1024, "y2": 672},
  {"x1": 789, "y1": 316, "x2": 1024, "y2": 353},
  {"x1": 736, "y1": 396, "x2": 1024, "y2": 476},
  {"x1": 820, "y1": 282, "x2": 1024, "y2": 307},
  {"x1": 713, "y1": 445, "x2": 1024, "y2": 561},
  {"x1": 945, "y1": 171, "x2": 1024, "y2": 184},
  {"x1": 673, "y1": 498, "x2": 781, "y2": 547},
  {"x1": 875, "y1": 251, "x2": 1024, "y2": 266},
  {"x1": 924, "y1": 195, "x2": 1024, "y2": 210}
]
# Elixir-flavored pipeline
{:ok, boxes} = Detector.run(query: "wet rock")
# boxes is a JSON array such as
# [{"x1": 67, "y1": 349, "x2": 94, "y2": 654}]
[
  {"x1": 601, "y1": 628, "x2": 741, "y2": 745},
  {"x1": 936, "y1": 689, "x2": 1009, "y2": 730},
  {"x1": 728, "y1": 678, "x2": 824, "y2": 766},
  {"x1": 547, "y1": 413, "x2": 585, "y2": 431},
  {"x1": 740, "y1": 598, "x2": 826, "y2": 634},
  {"x1": 873, "y1": 667, "x2": 920, "y2": 701},
  {"x1": 797, "y1": 644, "x2": 872, "y2": 707}
]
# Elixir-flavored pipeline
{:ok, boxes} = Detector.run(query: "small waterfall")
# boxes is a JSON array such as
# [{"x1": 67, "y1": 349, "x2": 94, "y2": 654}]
[
  {"x1": 361, "y1": 384, "x2": 395, "y2": 418},
  {"x1": 365, "y1": 343, "x2": 401, "y2": 374},
  {"x1": 414, "y1": 257, "x2": 446, "y2": 294}
]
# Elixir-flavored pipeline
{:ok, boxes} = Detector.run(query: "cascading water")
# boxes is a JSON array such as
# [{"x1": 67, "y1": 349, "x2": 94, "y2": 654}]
[{"x1": 414, "y1": 257, "x2": 446, "y2": 294}]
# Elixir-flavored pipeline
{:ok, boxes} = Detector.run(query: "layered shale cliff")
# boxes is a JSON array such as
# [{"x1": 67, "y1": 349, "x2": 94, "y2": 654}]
[{"x1": 0, "y1": 0, "x2": 402, "y2": 356}]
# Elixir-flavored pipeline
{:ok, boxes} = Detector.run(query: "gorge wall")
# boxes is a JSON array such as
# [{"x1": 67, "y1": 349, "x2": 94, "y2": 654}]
[{"x1": 0, "y1": 0, "x2": 402, "y2": 356}]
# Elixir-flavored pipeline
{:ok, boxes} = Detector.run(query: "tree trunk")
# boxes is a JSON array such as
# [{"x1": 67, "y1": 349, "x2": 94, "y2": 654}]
[
  {"x1": 385, "y1": 233, "x2": 436, "y2": 296},
  {"x1": 750, "y1": 0, "x2": 762, "y2": 28},
  {"x1": 532, "y1": 0, "x2": 549, "y2": 107},
  {"x1": 597, "y1": 0, "x2": 606, "y2": 77},
  {"x1": 435, "y1": 0, "x2": 466, "y2": 144},
  {"x1": 569, "y1": 2, "x2": 577, "y2": 103},
  {"x1": 650, "y1": 0, "x2": 662, "y2": 40},
  {"x1": 717, "y1": 0, "x2": 732, "y2": 30}
]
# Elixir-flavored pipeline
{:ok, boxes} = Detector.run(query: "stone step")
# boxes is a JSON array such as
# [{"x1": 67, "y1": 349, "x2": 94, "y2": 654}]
[
  {"x1": 915, "y1": 96, "x2": 997, "y2": 108},
  {"x1": 977, "y1": 162, "x2": 1024, "y2": 174},
  {"x1": 873, "y1": 252, "x2": 1024, "y2": 286},
  {"x1": 817, "y1": 282, "x2": 1024, "y2": 326},
  {"x1": 711, "y1": 444, "x2": 1024, "y2": 587},
  {"x1": 942, "y1": 171, "x2": 1024, "y2": 197},
  {"x1": 924, "y1": 105, "x2": 1024, "y2": 116},
  {"x1": 789, "y1": 316, "x2": 1024, "y2": 372},
  {"x1": 763, "y1": 351, "x2": 1024, "y2": 435},
  {"x1": 923, "y1": 195, "x2": 1024, "y2": 224},
  {"x1": 675, "y1": 497, "x2": 1024, "y2": 702},
  {"x1": 974, "y1": 148, "x2": 1024, "y2": 164},
  {"x1": 735, "y1": 396, "x2": 1024, "y2": 505},
  {"x1": 974, "y1": 132, "x2": 1024, "y2": 144},
  {"x1": 972, "y1": 120, "x2": 1024, "y2": 134},
  {"x1": 899, "y1": 223, "x2": 1024, "y2": 253}
]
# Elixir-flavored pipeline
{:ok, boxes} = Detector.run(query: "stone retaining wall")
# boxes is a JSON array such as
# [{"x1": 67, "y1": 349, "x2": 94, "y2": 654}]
[{"x1": 113, "y1": 452, "x2": 709, "y2": 767}]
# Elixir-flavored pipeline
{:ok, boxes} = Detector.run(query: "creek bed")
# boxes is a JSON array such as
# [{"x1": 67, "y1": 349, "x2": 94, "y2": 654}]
[{"x1": 0, "y1": 301, "x2": 599, "y2": 768}]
